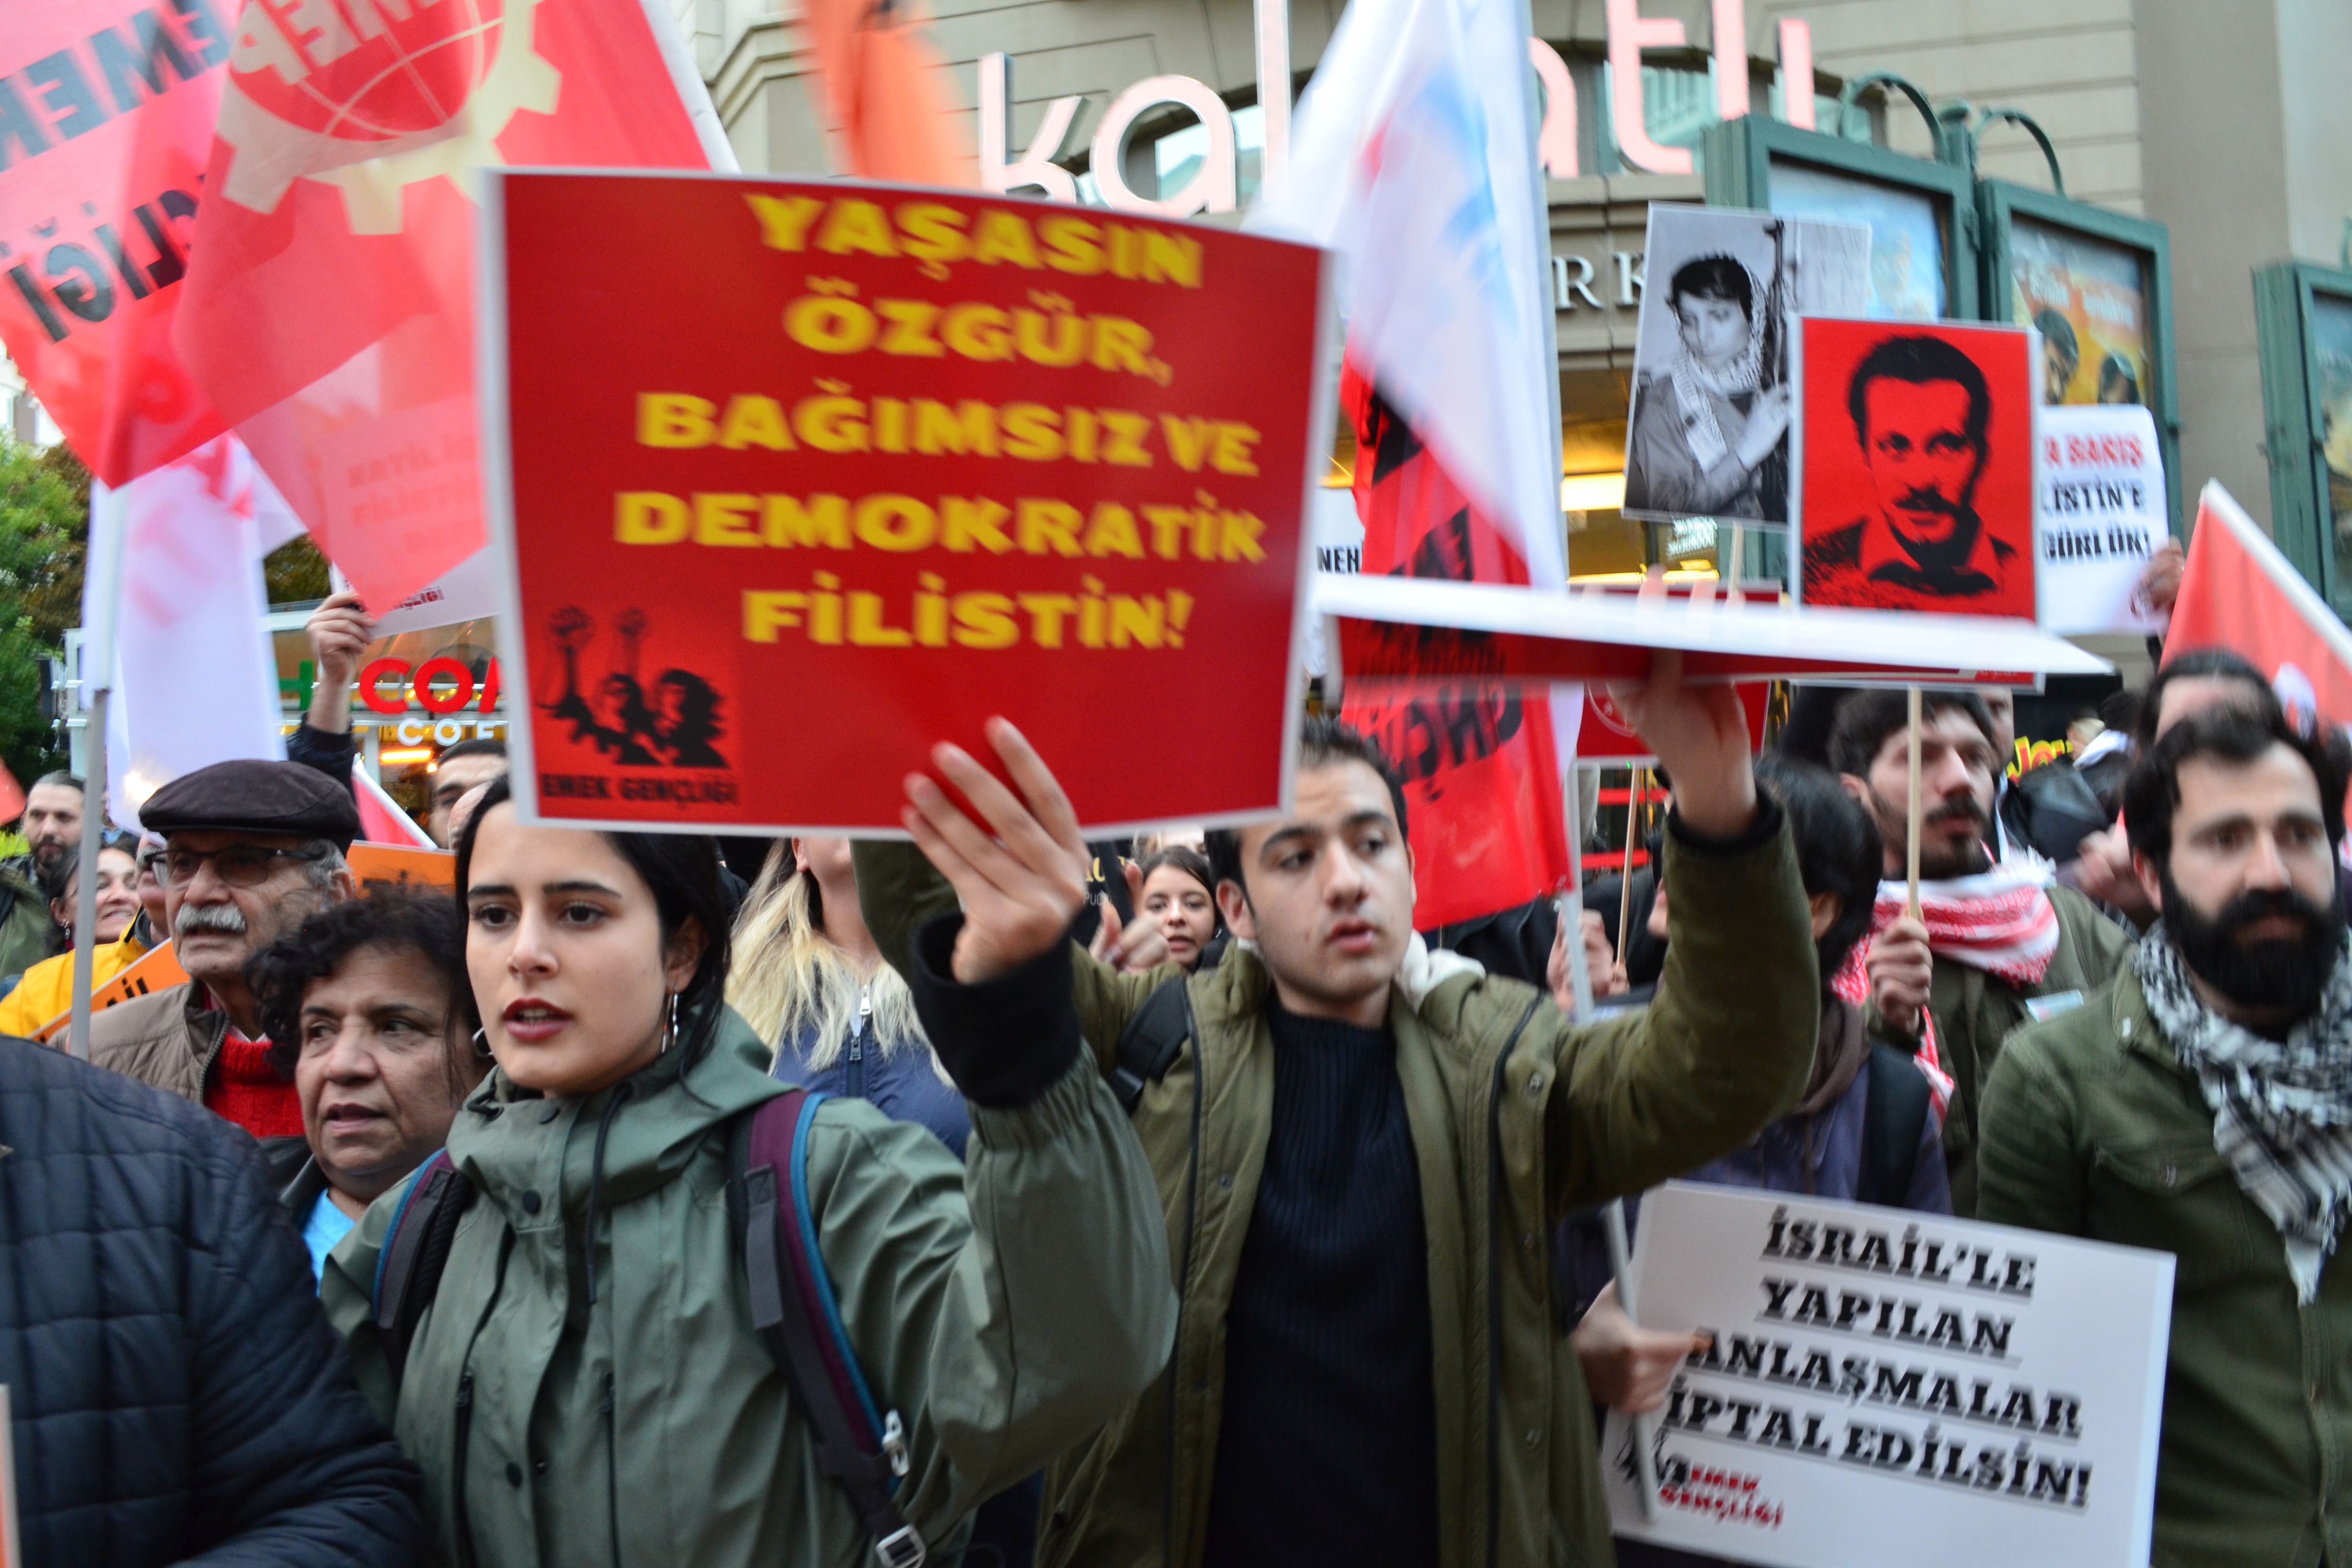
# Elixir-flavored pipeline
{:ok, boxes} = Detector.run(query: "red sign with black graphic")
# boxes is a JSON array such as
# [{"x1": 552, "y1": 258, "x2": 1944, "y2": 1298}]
[
  {"x1": 1796, "y1": 317, "x2": 2037, "y2": 621},
  {"x1": 486, "y1": 172, "x2": 1327, "y2": 833}
]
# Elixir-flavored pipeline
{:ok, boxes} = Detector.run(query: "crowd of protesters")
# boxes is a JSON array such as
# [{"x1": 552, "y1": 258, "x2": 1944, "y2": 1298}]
[{"x1": 0, "y1": 564, "x2": 2347, "y2": 1568}]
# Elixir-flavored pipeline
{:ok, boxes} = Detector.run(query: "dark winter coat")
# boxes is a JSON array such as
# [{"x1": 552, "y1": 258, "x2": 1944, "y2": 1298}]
[{"x1": 0, "y1": 1033, "x2": 421, "y2": 1565}]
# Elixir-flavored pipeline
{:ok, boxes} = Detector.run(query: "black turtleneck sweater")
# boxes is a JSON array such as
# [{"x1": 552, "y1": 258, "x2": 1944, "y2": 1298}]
[{"x1": 1198, "y1": 1000, "x2": 1438, "y2": 1568}]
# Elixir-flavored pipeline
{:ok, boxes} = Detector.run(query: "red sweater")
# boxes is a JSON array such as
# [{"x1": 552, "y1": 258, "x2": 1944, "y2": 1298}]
[{"x1": 204, "y1": 1032, "x2": 304, "y2": 1140}]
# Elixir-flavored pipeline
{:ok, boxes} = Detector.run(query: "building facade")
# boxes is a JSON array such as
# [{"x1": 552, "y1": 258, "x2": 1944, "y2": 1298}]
[{"x1": 682, "y1": 0, "x2": 2352, "y2": 596}]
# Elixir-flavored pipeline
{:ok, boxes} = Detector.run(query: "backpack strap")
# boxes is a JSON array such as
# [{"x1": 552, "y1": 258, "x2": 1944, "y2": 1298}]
[
  {"x1": 1106, "y1": 976, "x2": 1196, "y2": 1115},
  {"x1": 1861, "y1": 1041, "x2": 1933, "y2": 1209},
  {"x1": 370, "y1": 1148, "x2": 473, "y2": 1389},
  {"x1": 732, "y1": 1090, "x2": 926, "y2": 1568}
]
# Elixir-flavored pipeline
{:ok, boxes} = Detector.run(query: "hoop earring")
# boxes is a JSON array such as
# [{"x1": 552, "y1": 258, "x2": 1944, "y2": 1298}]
[
  {"x1": 662, "y1": 991, "x2": 679, "y2": 1055},
  {"x1": 472, "y1": 1027, "x2": 493, "y2": 1062}
]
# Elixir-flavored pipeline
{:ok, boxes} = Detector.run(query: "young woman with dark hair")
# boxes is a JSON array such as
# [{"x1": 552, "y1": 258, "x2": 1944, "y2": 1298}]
[
  {"x1": 319, "y1": 742, "x2": 1175, "y2": 1568},
  {"x1": 1132, "y1": 845, "x2": 1220, "y2": 970}
]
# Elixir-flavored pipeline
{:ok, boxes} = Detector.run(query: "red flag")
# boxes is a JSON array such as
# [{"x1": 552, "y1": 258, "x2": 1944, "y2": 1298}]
[
  {"x1": 0, "y1": 1, "x2": 232, "y2": 484},
  {"x1": 799, "y1": 0, "x2": 968, "y2": 185},
  {"x1": 1338, "y1": 362, "x2": 1571, "y2": 930},
  {"x1": 2166, "y1": 481, "x2": 2352, "y2": 734},
  {"x1": 172, "y1": 0, "x2": 720, "y2": 610},
  {"x1": 352, "y1": 761, "x2": 435, "y2": 847},
  {"x1": 0, "y1": 760, "x2": 23, "y2": 828}
]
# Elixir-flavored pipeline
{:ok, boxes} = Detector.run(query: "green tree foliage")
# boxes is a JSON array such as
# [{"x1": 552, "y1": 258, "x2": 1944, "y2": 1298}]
[
  {"x1": 0, "y1": 441, "x2": 91, "y2": 785},
  {"x1": 265, "y1": 532, "x2": 331, "y2": 605}
]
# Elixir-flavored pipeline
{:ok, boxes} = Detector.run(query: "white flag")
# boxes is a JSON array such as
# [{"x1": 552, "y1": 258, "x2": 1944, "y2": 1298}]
[
  {"x1": 1248, "y1": 0, "x2": 1562, "y2": 588},
  {"x1": 98, "y1": 438, "x2": 288, "y2": 831}
]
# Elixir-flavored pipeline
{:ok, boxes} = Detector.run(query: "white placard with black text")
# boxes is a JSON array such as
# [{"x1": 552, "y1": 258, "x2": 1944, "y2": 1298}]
[
  {"x1": 2036, "y1": 404, "x2": 2169, "y2": 634},
  {"x1": 1602, "y1": 1183, "x2": 2174, "y2": 1568}
]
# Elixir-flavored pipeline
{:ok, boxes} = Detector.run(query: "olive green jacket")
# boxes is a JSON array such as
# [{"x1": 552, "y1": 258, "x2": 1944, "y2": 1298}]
[
  {"x1": 1979, "y1": 969, "x2": 2352, "y2": 1568},
  {"x1": 0, "y1": 867, "x2": 53, "y2": 983},
  {"x1": 1871, "y1": 883, "x2": 2132, "y2": 1214},
  {"x1": 321, "y1": 1009, "x2": 1176, "y2": 1568},
  {"x1": 857, "y1": 810, "x2": 1820, "y2": 1568}
]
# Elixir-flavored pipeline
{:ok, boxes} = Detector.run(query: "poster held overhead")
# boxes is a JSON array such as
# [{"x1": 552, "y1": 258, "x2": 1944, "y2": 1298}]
[
  {"x1": 482, "y1": 172, "x2": 1329, "y2": 835},
  {"x1": 1795, "y1": 318, "x2": 2039, "y2": 621},
  {"x1": 1621, "y1": 205, "x2": 1869, "y2": 530},
  {"x1": 1319, "y1": 575, "x2": 2110, "y2": 687}
]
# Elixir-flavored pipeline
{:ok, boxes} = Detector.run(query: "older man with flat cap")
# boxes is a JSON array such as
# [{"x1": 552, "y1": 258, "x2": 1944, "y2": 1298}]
[{"x1": 90, "y1": 760, "x2": 359, "y2": 1142}]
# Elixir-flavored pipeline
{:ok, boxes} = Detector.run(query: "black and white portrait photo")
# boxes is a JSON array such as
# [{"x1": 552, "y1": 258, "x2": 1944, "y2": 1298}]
[{"x1": 1620, "y1": 205, "x2": 1870, "y2": 529}]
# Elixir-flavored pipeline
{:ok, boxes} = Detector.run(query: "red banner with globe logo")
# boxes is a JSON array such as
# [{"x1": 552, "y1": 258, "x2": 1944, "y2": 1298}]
[{"x1": 173, "y1": 0, "x2": 720, "y2": 610}]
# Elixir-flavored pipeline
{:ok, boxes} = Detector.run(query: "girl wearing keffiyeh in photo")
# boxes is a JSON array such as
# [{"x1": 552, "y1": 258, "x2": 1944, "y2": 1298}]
[{"x1": 1622, "y1": 254, "x2": 1792, "y2": 523}]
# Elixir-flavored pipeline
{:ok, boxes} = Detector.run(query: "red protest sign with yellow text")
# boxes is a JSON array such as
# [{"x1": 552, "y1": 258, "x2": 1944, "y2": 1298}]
[{"x1": 482, "y1": 172, "x2": 1328, "y2": 832}]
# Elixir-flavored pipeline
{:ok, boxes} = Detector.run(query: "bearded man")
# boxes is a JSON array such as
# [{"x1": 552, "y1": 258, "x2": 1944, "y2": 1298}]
[
  {"x1": 1829, "y1": 687, "x2": 2131, "y2": 1213},
  {"x1": 1980, "y1": 705, "x2": 2352, "y2": 1568}
]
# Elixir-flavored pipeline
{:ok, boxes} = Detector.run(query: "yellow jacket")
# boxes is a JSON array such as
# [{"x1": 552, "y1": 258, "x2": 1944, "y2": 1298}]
[{"x1": 0, "y1": 929, "x2": 148, "y2": 1041}]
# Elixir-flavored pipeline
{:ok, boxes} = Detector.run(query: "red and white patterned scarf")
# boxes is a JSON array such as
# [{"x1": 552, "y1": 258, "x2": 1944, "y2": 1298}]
[
  {"x1": 1823, "y1": 864, "x2": 2057, "y2": 1117},
  {"x1": 1872, "y1": 865, "x2": 2061, "y2": 987}
]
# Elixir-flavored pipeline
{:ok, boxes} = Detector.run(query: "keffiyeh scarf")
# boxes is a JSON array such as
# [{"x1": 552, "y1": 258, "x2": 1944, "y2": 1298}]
[
  {"x1": 2137, "y1": 929, "x2": 2352, "y2": 1303},
  {"x1": 1828, "y1": 864, "x2": 2060, "y2": 1118},
  {"x1": 1667, "y1": 267, "x2": 1767, "y2": 471},
  {"x1": 1871, "y1": 865, "x2": 2059, "y2": 988}
]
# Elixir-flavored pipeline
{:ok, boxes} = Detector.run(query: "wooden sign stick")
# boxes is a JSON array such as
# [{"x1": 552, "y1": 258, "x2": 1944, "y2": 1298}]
[
  {"x1": 1605, "y1": 1198, "x2": 1662, "y2": 1522},
  {"x1": 1906, "y1": 686, "x2": 1924, "y2": 919},
  {"x1": 1617, "y1": 766, "x2": 1644, "y2": 963}
]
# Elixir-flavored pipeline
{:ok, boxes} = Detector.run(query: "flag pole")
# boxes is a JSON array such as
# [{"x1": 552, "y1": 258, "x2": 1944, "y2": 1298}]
[
  {"x1": 1905, "y1": 685, "x2": 1923, "y2": 919},
  {"x1": 1252, "y1": 0, "x2": 1291, "y2": 185},
  {"x1": 1507, "y1": 0, "x2": 1654, "y2": 1517},
  {"x1": 69, "y1": 481, "x2": 126, "y2": 1062},
  {"x1": 1617, "y1": 766, "x2": 1643, "y2": 962}
]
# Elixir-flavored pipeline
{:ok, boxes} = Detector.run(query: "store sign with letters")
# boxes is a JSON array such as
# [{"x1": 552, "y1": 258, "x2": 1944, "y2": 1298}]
[{"x1": 1602, "y1": 1183, "x2": 2173, "y2": 1568}]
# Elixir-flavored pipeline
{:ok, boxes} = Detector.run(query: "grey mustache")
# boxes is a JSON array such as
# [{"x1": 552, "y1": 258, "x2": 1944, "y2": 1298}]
[{"x1": 174, "y1": 904, "x2": 249, "y2": 938}]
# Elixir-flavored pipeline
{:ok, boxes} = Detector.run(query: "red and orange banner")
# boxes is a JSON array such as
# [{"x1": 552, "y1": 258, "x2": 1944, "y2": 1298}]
[{"x1": 0, "y1": 1, "x2": 230, "y2": 483}]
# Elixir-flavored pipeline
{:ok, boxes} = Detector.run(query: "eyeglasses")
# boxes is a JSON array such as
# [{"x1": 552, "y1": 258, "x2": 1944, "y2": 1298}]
[{"x1": 156, "y1": 846, "x2": 327, "y2": 890}]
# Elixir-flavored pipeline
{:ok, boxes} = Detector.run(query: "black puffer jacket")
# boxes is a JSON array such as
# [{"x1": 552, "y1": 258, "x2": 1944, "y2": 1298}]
[{"x1": 0, "y1": 1035, "x2": 422, "y2": 1565}]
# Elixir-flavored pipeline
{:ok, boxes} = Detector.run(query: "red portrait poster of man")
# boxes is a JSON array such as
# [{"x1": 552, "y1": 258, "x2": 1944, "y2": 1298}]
[
  {"x1": 1796, "y1": 318, "x2": 2037, "y2": 621},
  {"x1": 485, "y1": 172, "x2": 1327, "y2": 833}
]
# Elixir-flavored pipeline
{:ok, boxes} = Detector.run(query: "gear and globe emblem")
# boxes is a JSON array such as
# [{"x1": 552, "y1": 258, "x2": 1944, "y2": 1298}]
[{"x1": 216, "y1": 0, "x2": 562, "y2": 234}]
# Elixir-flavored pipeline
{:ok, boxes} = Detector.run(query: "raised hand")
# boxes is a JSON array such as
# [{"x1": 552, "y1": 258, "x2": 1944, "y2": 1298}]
[
  {"x1": 1606, "y1": 650, "x2": 1758, "y2": 839},
  {"x1": 304, "y1": 589, "x2": 376, "y2": 734},
  {"x1": 901, "y1": 719, "x2": 1091, "y2": 984}
]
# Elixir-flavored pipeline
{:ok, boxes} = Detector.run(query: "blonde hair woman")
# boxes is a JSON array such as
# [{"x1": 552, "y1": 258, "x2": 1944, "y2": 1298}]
[{"x1": 731, "y1": 835, "x2": 967, "y2": 1151}]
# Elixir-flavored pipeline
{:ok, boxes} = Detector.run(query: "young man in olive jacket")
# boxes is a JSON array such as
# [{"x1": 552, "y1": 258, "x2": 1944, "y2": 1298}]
[
  {"x1": 863, "y1": 652, "x2": 1822, "y2": 1568},
  {"x1": 1980, "y1": 705, "x2": 2352, "y2": 1568}
]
